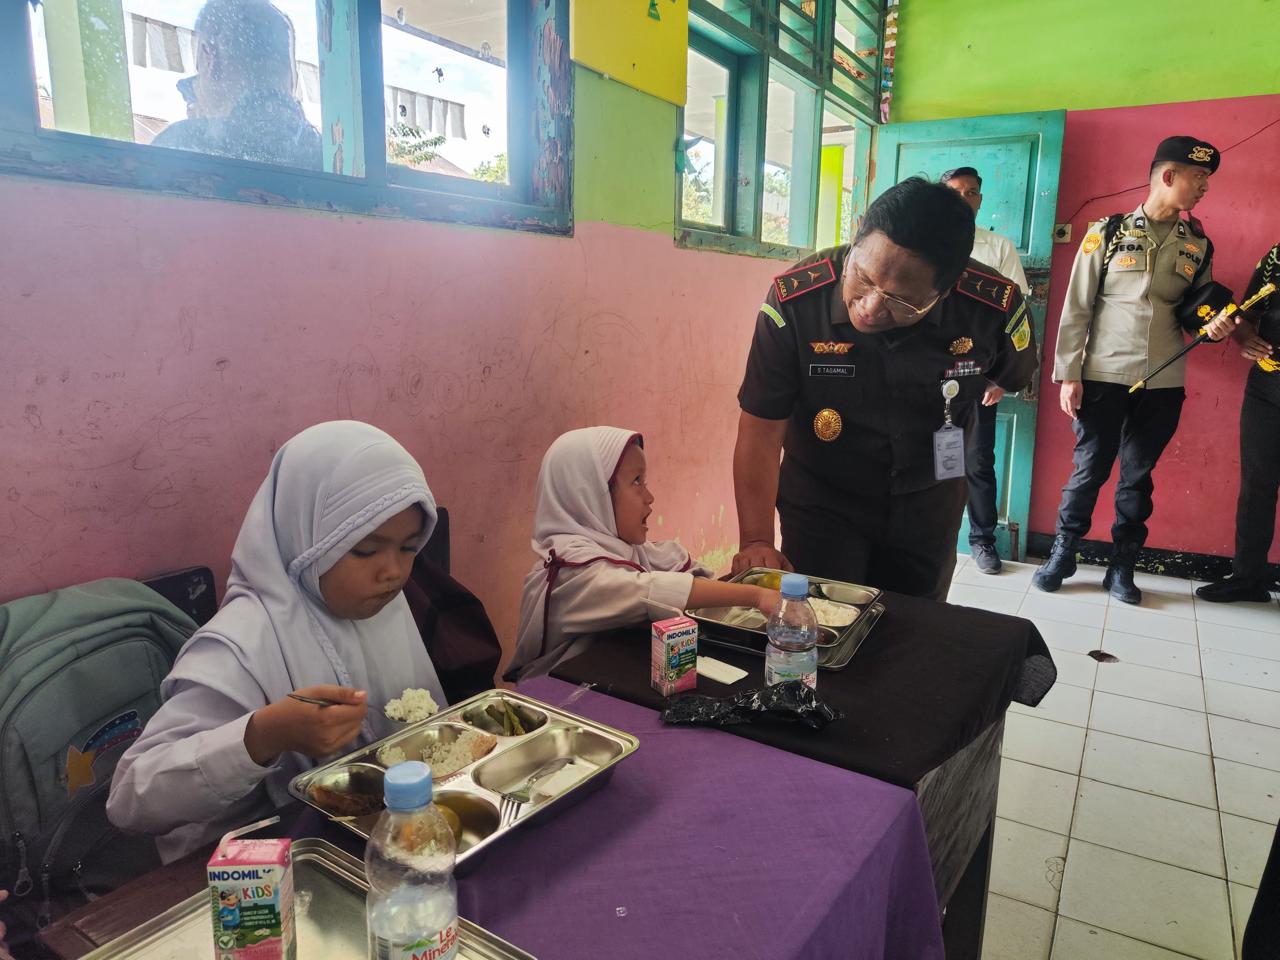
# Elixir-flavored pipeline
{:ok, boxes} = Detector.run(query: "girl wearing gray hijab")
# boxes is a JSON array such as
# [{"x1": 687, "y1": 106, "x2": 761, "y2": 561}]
[{"x1": 107, "y1": 421, "x2": 448, "y2": 861}]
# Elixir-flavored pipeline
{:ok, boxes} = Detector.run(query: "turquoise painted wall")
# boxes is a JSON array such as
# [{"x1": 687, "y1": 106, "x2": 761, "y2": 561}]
[{"x1": 893, "y1": 0, "x2": 1280, "y2": 122}]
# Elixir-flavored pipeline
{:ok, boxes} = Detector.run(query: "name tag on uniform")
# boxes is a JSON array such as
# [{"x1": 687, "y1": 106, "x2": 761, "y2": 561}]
[
  {"x1": 809, "y1": 363, "x2": 855, "y2": 378},
  {"x1": 933, "y1": 425, "x2": 965, "y2": 480}
]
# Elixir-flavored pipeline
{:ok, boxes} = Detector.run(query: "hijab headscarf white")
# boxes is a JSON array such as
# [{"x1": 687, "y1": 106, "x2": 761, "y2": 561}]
[
  {"x1": 163, "y1": 420, "x2": 448, "y2": 804},
  {"x1": 508, "y1": 426, "x2": 695, "y2": 679}
]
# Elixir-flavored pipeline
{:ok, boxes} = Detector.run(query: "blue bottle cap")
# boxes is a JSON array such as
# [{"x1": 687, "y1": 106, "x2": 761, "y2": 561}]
[
  {"x1": 780, "y1": 573, "x2": 810, "y2": 599},
  {"x1": 383, "y1": 760, "x2": 433, "y2": 811}
]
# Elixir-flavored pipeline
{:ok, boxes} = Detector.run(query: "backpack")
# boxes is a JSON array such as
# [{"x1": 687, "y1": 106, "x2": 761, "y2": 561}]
[{"x1": 0, "y1": 578, "x2": 195, "y2": 948}]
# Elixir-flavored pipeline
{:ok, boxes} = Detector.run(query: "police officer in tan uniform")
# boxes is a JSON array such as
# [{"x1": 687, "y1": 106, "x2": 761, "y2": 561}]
[
  {"x1": 1034, "y1": 136, "x2": 1222, "y2": 604},
  {"x1": 732, "y1": 178, "x2": 1037, "y2": 601}
]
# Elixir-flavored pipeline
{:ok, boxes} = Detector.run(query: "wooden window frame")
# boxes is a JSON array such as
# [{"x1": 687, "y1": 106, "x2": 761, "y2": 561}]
[{"x1": 0, "y1": 0, "x2": 572, "y2": 234}]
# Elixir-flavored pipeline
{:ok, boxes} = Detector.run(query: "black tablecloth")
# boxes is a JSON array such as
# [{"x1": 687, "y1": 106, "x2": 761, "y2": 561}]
[{"x1": 551, "y1": 591, "x2": 1054, "y2": 789}]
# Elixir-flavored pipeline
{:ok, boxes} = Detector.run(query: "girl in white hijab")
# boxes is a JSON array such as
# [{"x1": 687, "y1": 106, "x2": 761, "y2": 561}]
[
  {"x1": 507, "y1": 427, "x2": 779, "y2": 681},
  {"x1": 108, "y1": 421, "x2": 449, "y2": 861}
]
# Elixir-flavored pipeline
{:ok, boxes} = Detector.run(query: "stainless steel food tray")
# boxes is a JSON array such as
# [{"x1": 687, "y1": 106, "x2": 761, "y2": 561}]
[
  {"x1": 686, "y1": 567, "x2": 884, "y2": 672},
  {"x1": 80, "y1": 837, "x2": 535, "y2": 960},
  {"x1": 289, "y1": 689, "x2": 638, "y2": 871}
]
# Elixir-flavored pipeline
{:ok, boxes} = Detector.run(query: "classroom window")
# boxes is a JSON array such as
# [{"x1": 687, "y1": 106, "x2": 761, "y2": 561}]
[
  {"x1": 815, "y1": 103, "x2": 867, "y2": 248},
  {"x1": 31, "y1": 0, "x2": 332, "y2": 172},
  {"x1": 681, "y1": 47, "x2": 732, "y2": 229},
  {"x1": 761, "y1": 66, "x2": 817, "y2": 248},
  {"x1": 830, "y1": 0, "x2": 883, "y2": 119},
  {"x1": 381, "y1": 0, "x2": 507, "y2": 184},
  {"x1": 680, "y1": 0, "x2": 881, "y2": 258},
  {"x1": 2, "y1": 0, "x2": 571, "y2": 232}
]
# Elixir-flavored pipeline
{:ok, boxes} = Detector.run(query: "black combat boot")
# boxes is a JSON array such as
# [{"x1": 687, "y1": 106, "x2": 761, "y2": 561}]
[
  {"x1": 1032, "y1": 534, "x2": 1078, "y2": 592},
  {"x1": 1196, "y1": 576, "x2": 1272, "y2": 603},
  {"x1": 1104, "y1": 544, "x2": 1142, "y2": 605}
]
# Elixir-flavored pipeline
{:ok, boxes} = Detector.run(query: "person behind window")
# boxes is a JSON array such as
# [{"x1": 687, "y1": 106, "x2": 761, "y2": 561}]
[{"x1": 152, "y1": 0, "x2": 322, "y2": 170}]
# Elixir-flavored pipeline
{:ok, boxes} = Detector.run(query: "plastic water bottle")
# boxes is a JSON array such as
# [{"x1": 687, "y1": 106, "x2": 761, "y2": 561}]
[
  {"x1": 765, "y1": 573, "x2": 819, "y2": 690},
  {"x1": 365, "y1": 761, "x2": 459, "y2": 960}
]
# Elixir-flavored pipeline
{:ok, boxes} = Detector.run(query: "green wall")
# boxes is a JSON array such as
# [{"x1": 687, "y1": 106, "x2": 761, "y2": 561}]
[
  {"x1": 574, "y1": 66, "x2": 679, "y2": 232},
  {"x1": 893, "y1": 0, "x2": 1280, "y2": 122}
]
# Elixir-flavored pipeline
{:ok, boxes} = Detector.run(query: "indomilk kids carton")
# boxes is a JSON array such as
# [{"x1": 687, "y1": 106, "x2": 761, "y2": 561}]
[
  {"x1": 207, "y1": 836, "x2": 296, "y2": 960},
  {"x1": 651, "y1": 615, "x2": 698, "y2": 696}
]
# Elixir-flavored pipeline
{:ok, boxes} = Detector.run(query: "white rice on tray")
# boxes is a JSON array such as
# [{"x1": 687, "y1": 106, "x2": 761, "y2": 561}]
[
  {"x1": 377, "y1": 730, "x2": 497, "y2": 779},
  {"x1": 384, "y1": 687, "x2": 440, "y2": 723}
]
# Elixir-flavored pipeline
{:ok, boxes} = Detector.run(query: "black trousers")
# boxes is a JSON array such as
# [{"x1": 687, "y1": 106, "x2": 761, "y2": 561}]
[
  {"x1": 1234, "y1": 370, "x2": 1280, "y2": 580},
  {"x1": 780, "y1": 477, "x2": 969, "y2": 602},
  {"x1": 1053, "y1": 381, "x2": 1185, "y2": 549},
  {"x1": 965, "y1": 400, "x2": 999, "y2": 546}
]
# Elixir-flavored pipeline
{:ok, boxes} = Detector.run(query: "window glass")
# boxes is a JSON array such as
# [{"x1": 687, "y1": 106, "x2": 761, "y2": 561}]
[
  {"x1": 763, "y1": 67, "x2": 816, "y2": 248},
  {"x1": 381, "y1": 0, "x2": 507, "y2": 182},
  {"x1": 681, "y1": 48, "x2": 731, "y2": 229},
  {"x1": 817, "y1": 107, "x2": 858, "y2": 248},
  {"x1": 699, "y1": 0, "x2": 756, "y2": 27},
  {"x1": 32, "y1": 0, "x2": 328, "y2": 171},
  {"x1": 762, "y1": 75, "x2": 794, "y2": 245}
]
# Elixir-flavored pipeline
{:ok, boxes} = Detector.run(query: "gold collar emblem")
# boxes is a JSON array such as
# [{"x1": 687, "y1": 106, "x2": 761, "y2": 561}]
[
  {"x1": 949, "y1": 337, "x2": 974, "y2": 356},
  {"x1": 813, "y1": 408, "x2": 843, "y2": 442}
]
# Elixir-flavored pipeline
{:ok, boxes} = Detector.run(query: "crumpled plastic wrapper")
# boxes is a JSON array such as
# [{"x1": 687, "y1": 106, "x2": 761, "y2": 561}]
[{"x1": 661, "y1": 681, "x2": 844, "y2": 730}]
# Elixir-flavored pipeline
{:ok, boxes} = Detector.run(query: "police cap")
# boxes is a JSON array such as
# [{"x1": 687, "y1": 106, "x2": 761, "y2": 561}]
[
  {"x1": 1176, "y1": 280, "x2": 1234, "y2": 333},
  {"x1": 1152, "y1": 136, "x2": 1220, "y2": 173}
]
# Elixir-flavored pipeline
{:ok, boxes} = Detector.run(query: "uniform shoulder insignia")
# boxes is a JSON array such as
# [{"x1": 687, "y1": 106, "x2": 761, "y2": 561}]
[
  {"x1": 954, "y1": 266, "x2": 1016, "y2": 313},
  {"x1": 774, "y1": 258, "x2": 837, "y2": 303}
]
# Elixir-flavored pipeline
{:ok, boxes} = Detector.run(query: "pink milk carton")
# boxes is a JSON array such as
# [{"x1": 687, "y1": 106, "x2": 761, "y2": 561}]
[
  {"x1": 207, "y1": 837, "x2": 296, "y2": 960},
  {"x1": 651, "y1": 615, "x2": 698, "y2": 696}
]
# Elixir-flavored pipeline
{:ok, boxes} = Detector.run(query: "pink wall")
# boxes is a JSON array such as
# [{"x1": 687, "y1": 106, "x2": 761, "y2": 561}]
[
  {"x1": 0, "y1": 178, "x2": 781, "y2": 652},
  {"x1": 1029, "y1": 93, "x2": 1280, "y2": 558}
]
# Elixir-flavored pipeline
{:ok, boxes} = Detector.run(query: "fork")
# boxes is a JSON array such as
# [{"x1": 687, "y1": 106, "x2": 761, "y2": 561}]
[{"x1": 498, "y1": 757, "x2": 573, "y2": 827}]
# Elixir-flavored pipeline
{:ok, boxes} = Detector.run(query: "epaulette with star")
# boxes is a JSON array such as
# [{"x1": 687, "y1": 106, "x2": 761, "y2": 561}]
[
  {"x1": 954, "y1": 266, "x2": 1016, "y2": 313},
  {"x1": 773, "y1": 259, "x2": 837, "y2": 302}
]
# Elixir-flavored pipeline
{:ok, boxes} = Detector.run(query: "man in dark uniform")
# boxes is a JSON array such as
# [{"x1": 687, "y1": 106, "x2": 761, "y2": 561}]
[
  {"x1": 730, "y1": 177, "x2": 1038, "y2": 600},
  {"x1": 1197, "y1": 241, "x2": 1280, "y2": 603},
  {"x1": 1034, "y1": 136, "x2": 1221, "y2": 604}
]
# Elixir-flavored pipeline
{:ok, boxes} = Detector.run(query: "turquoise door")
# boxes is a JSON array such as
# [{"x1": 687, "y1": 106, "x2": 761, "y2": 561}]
[{"x1": 863, "y1": 111, "x2": 1065, "y2": 560}]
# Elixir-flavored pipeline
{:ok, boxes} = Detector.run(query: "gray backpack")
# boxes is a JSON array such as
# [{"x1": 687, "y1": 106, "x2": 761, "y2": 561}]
[{"x1": 0, "y1": 578, "x2": 195, "y2": 942}]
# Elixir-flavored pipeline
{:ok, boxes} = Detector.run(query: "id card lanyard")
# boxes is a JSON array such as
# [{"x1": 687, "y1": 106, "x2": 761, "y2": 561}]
[{"x1": 934, "y1": 379, "x2": 965, "y2": 480}]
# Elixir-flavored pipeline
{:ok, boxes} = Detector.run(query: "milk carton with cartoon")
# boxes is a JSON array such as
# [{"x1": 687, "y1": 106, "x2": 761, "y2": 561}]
[
  {"x1": 651, "y1": 615, "x2": 698, "y2": 696},
  {"x1": 207, "y1": 837, "x2": 296, "y2": 960}
]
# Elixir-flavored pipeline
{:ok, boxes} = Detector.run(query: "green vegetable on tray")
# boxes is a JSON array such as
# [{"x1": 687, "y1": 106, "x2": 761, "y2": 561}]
[{"x1": 485, "y1": 702, "x2": 527, "y2": 736}]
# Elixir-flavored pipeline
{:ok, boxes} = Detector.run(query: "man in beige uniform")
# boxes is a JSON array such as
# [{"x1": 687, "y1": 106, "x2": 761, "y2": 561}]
[{"x1": 1034, "y1": 136, "x2": 1221, "y2": 604}]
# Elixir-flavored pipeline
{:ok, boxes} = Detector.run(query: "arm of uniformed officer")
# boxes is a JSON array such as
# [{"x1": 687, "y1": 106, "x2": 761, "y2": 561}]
[
  {"x1": 732, "y1": 293, "x2": 801, "y2": 575},
  {"x1": 1231, "y1": 247, "x2": 1278, "y2": 360},
  {"x1": 983, "y1": 286, "x2": 1038, "y2": 393},
  {"x1": 1052, "y1": 224, "x2": 1105, "y2": 384}
]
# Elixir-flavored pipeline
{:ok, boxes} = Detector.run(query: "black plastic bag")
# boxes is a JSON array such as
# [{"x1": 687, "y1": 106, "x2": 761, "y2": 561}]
[{"x1": 661, "y1": 681, "x2": 844, "y2": 730}]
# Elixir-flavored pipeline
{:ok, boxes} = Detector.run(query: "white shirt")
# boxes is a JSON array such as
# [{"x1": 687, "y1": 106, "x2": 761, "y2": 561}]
[{"x1": 972, "y1": 228, "x2": 1031, "y2": 295}]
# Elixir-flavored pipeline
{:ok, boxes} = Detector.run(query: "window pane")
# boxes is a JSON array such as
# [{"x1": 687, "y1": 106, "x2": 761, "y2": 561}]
[
  {"x1": 381, "y1": 0, "x2": 507, "y2": 182},
  {"x1": 763, "y1": 67, "x2": 817, "y2": 248},
  {"x1": 682, "y1": 49, "x2": 730, "y2": 229},
  {"x1": 816, "y1": 107, "x2": 858, "y2": 248},
  {"x1": 777, "y1": 0, "x2": 818, "y2": 68},
  {"x1": 761, "y1": 77, "x2": 794, "y2": 246},
  {"x1": 31, "y1": 0, "x2": 335, "y2": 172},
  {"x1": 699, "y1": 0, "x2": 758, "y2": 28}
]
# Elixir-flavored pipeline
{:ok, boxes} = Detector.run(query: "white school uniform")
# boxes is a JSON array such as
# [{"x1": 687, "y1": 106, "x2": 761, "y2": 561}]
[
  {"x1": 106, "y1": 421, "x2": 448, "y2": 861},
  {"x1": 506, "y1": 427, "x2": 711, "y2": 682}
]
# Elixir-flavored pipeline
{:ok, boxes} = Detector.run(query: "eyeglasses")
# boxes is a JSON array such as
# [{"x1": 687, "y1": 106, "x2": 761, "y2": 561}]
[{"x1": 842, "y1": 256, "x2": 941, "y2": 321}]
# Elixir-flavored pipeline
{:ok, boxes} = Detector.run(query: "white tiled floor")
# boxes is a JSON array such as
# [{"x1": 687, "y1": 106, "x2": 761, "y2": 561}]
[{"x1": 954, "y1": 556, "x2": 1278, "y2": 960}]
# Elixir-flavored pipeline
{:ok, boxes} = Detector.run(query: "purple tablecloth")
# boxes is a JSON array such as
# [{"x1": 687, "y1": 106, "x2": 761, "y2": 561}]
[{"x1": 457, "y1": 677, "x2": 944, "y2": 960}]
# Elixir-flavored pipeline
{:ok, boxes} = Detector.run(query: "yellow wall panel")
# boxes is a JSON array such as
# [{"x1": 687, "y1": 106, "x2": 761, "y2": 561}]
[{"x1": 571, "y1": 0, "x2": 688, "y2": 107}]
